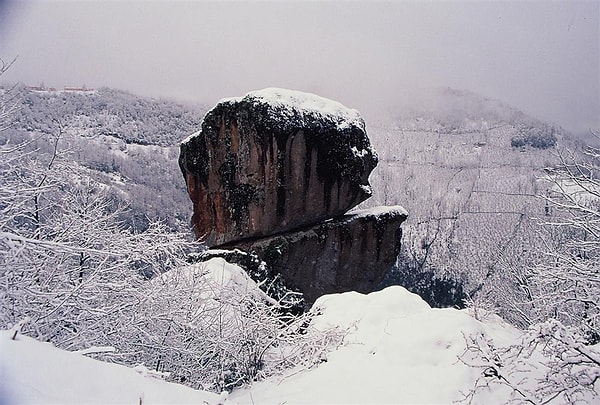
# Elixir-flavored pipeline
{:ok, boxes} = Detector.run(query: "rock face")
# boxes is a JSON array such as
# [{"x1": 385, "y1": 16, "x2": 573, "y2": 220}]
[
  {"x1": 179, "y1": 88, "x2": 407, "y2": 303},
  {"x1": 224, "y1": 206, "x2": 408, "y2": 303},
  {"x1": 179, "y1": 88, "x2": 378, "y2": 246}
]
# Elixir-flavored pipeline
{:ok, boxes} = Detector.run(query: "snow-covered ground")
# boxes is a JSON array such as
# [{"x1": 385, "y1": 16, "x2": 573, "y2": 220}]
[
  {"x1": 228, "y1": 286, "x2": 518, "y2": 404},
  {"x1": 0, "y1": 329, "x2": 219, "y2": 405},
  {"x1": 2, "y1": 258, "x2": 597, "y2": 404},
  {"x1": 2, "y1": 287, "x2": 520, "y2": 404}
]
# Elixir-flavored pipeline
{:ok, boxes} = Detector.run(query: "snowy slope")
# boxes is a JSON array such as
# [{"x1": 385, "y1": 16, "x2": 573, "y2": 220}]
[
  {"x1": 2, "y1": 285, "x2": 521, "y2": 405},
  {"x1": 3, "y1": 262, "x2": 597, "y2": 404},
  {"x1": 0, "y1": 330, "x2": 219, "y2": 405}
]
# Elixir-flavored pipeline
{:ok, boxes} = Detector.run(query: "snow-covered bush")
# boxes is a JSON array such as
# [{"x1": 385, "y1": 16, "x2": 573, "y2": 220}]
[
  {"x1": 532, "y1": 144, "x2": 600, "y2": 340},
  {"x1": 462, "y1": 141, "x2": 600, "y2": 403},
  {"x1": 461, "y1": 319, "x2": 600, "y2": 404},
  {"x1": 116, "y1": 258, "x2": 343, "y2": 392}
]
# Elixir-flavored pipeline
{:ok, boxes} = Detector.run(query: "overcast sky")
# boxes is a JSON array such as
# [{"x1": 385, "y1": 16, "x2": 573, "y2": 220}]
[{"x1": 1, "y1": 0, "x2": 598, "y2": 135}]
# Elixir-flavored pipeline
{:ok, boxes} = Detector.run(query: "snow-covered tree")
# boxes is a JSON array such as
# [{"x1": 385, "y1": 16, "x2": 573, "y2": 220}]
[
  {"x1": 0, "y1": 58, "x2": 18, "y2": 132},
  {"x1": 463, "y1": 137, "x2": 600, "y2": 403},
  {"x1": 0, "y1": 138, "x2": 194, "y2": 349},
  {"x1": 0, "y1": 69, "x2": 194, "y2": 350},
  {"x1": 1, "y1": 72, "x2": 341, "y2": 393},
  {"x1": 532, "y1": 141, "x2": 600, "y2": 341}
]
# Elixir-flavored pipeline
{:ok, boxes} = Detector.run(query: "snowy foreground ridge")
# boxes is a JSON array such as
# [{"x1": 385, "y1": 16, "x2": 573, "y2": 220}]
[
  {"x1": 3, "y1": 283, "x2": 547, "y2": 404},
  {"x1": 229, "y1": 286, "x2": 519, "y2": 404},
  {"x1": 2, "y1": 257, "x2": 598, "y2": 404},
  {"x1": 0, "y1": 329, "x2": 220, "y2": 405}
]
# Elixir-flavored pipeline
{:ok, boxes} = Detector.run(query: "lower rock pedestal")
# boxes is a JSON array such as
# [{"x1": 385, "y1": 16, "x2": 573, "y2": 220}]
[{"x1": 225, "y1": 206, "x2": 408, "y2": 303}]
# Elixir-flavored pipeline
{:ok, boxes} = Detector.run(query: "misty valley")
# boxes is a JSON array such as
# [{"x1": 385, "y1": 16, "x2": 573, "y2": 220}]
[{"x1": 1, "y1": 83, "x2": 599, "y2": 404}]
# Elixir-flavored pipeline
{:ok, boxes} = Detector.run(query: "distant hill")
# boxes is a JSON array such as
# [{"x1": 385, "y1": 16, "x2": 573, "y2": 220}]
[
  {"x1": 391, "y1": 87, "x2": 568, "y2": 148},
  {"x1": 14, "y1": 86, "x2": 204, "y2": 146},
  {"x1": 2, "y1": 86, "x2": 206, "y2": 232},
  {"x1": 362, "y1": 87, "x2": 580, "y2": 320}
]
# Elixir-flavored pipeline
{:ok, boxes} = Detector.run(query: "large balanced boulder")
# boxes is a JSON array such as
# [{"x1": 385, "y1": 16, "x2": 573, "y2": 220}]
[
  {"x1": 179, "y1": 88, "x2": 378, "y2": 246},
  {"x1": 224, "y1": 206, "x2": 408, "y2": 303}
]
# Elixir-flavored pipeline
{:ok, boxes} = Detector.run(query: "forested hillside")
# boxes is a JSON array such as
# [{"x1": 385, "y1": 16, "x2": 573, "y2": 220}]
[
  {"x1": 1, "y1": 86, "x2": 205, "y2": 231},
  {"x1": 15, "y1": 86, "x2": 201, "y2": 146},
  {"x1": 362, "y1": 88, "x2": 585, "y2": 330}
]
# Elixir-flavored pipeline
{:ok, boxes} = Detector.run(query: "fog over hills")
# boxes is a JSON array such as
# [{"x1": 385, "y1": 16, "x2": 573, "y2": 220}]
[{"x1": 2, "y1": 1, "x2": 597, "y2": 136}]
